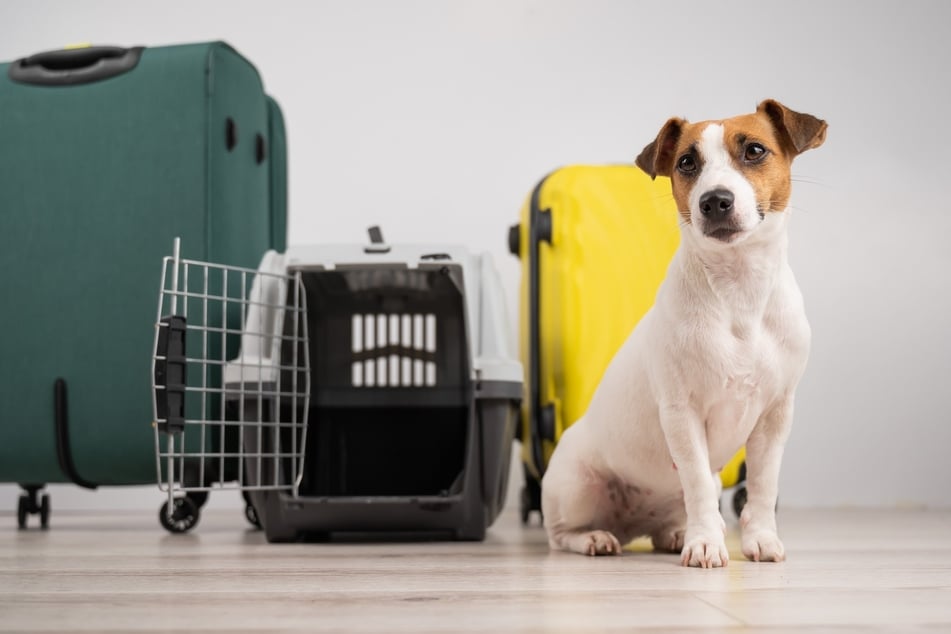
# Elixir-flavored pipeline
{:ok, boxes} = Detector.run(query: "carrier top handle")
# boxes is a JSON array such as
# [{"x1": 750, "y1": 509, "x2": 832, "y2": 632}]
[
  {"x1": 365, "y1": 225, "x2": 391, "y2": 254},
  {"x1": 8, "y1": 46, "x2": 144, "y2": 86}
]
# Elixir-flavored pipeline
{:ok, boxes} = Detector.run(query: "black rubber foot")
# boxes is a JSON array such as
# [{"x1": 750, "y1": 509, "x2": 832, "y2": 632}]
[
  {"x1": 241, "y1": 491, "x2": 262, "y2": 529},
  {"x1": 245, "y1": 503, "x2": 261, "y2": 529}
]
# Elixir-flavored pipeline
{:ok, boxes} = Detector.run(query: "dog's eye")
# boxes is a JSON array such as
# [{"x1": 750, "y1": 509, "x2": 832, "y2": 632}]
[
  {"x1": 677, "y1": 154, "x2": 697, "y2": 174},
  {"x1": 744, "y1": 143, "x2": 767, "y2": 162}
]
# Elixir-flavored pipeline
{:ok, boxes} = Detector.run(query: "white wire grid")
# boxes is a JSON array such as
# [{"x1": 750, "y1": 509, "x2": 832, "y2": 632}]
[{"x1": 151, "y1": 240, "x2": 310, "y2": 504}]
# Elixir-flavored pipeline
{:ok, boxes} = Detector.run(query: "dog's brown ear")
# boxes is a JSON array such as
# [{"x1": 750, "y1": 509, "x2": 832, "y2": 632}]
[
  {"x1": 758, "y1": 99, "x2": 827, "y2": 156},
  {"x1": 636, "y1": 117, "x2": 685, "y2": 179}
]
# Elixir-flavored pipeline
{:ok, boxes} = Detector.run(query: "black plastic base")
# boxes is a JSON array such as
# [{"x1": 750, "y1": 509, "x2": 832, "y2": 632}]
[
  {"x1": 246, "y1": 396, "x2": 517, "y2": 543},
  {"x1": 249, "y1": 492, "x2": 488, "y2": 543}
]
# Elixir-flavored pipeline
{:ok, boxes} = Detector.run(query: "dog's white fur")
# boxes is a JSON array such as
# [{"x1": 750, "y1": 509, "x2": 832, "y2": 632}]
[{"x1": 542, "y1": 101, "x2": 826, "y2": 567}]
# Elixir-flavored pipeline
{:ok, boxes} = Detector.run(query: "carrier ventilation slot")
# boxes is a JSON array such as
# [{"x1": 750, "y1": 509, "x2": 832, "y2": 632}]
[{"x1": 350, "y1": 313, "x2": 437, "y2": 387}]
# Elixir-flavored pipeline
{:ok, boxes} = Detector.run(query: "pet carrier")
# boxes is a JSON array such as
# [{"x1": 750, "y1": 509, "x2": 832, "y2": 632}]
[{"x1": 152, "y1": 231, "x2": 521, "y2": 541}]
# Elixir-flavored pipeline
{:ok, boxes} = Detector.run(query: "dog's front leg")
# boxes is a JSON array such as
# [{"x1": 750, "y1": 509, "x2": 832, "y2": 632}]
[
  {"x1": 741, "y1": 397, "x2": 793, "y2": 562},
  {"x1": 659, "y1": 403, "x2": 728, "y2": 568}
]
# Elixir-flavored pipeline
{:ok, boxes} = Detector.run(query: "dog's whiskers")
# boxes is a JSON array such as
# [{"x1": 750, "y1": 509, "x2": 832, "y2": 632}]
[{"x1": 791, "y1": 174, "x2": 829, "y2": 187}]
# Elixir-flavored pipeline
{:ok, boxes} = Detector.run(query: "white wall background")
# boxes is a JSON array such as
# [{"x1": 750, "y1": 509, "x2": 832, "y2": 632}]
[{"x1": 2, "y1": 0, "x2": 949, "y2": 515}]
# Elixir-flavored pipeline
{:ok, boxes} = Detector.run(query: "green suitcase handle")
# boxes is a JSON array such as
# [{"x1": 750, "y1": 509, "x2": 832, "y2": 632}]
[{"x1": 8, "y1": 46, "x2": 144, "y2": 86}]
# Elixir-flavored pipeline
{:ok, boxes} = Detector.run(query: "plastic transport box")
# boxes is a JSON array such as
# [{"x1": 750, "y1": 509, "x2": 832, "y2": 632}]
[{"x1": 152, "y1": 231, "x2": 522, "y2": 541}]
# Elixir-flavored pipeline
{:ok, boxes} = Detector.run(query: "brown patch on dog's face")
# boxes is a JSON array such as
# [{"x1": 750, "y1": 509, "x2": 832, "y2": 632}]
[
  {"x1": 721, "y1": 112, "x2": 795, "y2": 215},
  {"x1": 665, "y1": 121, "x2": 706, "y2": 224}
]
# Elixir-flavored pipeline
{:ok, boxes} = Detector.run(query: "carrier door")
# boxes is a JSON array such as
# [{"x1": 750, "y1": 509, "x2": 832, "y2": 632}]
[{"x1": 151, "y1": 239, "x2": 310, "y2": 507}]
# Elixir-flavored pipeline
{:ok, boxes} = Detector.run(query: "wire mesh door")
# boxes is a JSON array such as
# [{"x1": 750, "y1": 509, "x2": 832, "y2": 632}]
[{"x1": 151, "y1": 239, "x2": 310, "y2": 513}]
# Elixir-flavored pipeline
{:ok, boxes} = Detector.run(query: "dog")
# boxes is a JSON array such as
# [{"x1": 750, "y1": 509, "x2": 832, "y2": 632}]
[{"x1": 541, "y1": 99, "x2": 827, "y2": 568}]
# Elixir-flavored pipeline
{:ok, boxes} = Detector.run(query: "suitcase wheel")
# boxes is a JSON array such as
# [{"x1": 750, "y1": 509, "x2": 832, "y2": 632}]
[
  {"x1": 159, "y1": 496, "x2": 201, "y2": 534},
  {"x1": 16, "y1": 486, "x2": 49, "y2": 530},
  {"x1": 520, "y1": 481, "x2": 543, "y2": 525},
  {"x1": 39, "y1": 494, "x2": 50, "y2": 530},
  {"x1": 16, "y1": 495, "x2": 28, "y2": 530},
  {"x1": 728, "y1": 485, "x2": 778, "y2": 518},
  {"x1": 520, "y1": 466, "x2": 543, "y2": 525},
  {"x1": 519, "y1": 486, "x2": 531, "y2": 524},
  {"x1": 731, "y1": 485, "x2": 748, "y2": 518}
]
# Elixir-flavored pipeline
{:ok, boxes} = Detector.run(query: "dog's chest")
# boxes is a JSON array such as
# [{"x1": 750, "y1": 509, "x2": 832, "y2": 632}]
[
  {"x1": 719, "y1": 321, "x2": 780, "y2": 389},
  {"x1": 687, "y1": 257, "x2": 806, "y2": 405},
  {"x1": 699, "y1": 315, "x2": 793, "y2": 455}
]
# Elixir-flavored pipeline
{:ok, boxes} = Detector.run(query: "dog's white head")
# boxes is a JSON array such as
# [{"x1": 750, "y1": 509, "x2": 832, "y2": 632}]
[{"x1": 636, "y1": 99, "x2": 827, "y2": 247}]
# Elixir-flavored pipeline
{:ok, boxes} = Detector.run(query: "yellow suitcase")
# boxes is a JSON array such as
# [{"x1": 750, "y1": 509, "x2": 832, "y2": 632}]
[{"x1": 508, "y1": 165, "x2": 748, "y2": 523}]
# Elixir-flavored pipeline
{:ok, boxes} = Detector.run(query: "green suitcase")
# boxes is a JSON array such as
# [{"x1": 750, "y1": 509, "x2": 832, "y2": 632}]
[{"x1": 0, "y1": 42, "x2": 287, "y2": 527}]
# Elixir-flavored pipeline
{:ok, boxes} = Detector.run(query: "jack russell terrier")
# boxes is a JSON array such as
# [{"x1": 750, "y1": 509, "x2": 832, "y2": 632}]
[{"x1": 541, "y1": 99, "x2": 827, "y2": 567}]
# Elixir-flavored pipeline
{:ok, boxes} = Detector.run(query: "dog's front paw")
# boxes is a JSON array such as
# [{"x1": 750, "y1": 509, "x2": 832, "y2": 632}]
[
  {"x1": 742, "y1": 530, "x2": 786, "y2": 562},
  {"x1": 681, "y1": 534, "x2": 729, "y2": 568},
  {"x1": 581, "y1": 530, "x2": 622, "y2": 556}
]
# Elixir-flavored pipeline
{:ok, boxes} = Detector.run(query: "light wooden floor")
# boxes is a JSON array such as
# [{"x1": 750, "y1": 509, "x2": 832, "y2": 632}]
[{"x1": 2, "y1": 505, "x2": 950, "y2": 633}]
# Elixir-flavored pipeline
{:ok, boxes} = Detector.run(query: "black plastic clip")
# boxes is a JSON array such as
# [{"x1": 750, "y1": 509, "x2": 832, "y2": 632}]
[{"x1": 154, "y1": 315, "x2": 187, "y2": 434}]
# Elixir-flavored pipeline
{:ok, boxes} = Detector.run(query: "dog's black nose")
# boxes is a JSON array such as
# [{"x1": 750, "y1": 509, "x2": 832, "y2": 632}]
[{"x1": 699, "y1": 189, "x2": 734, "y2": 220}]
